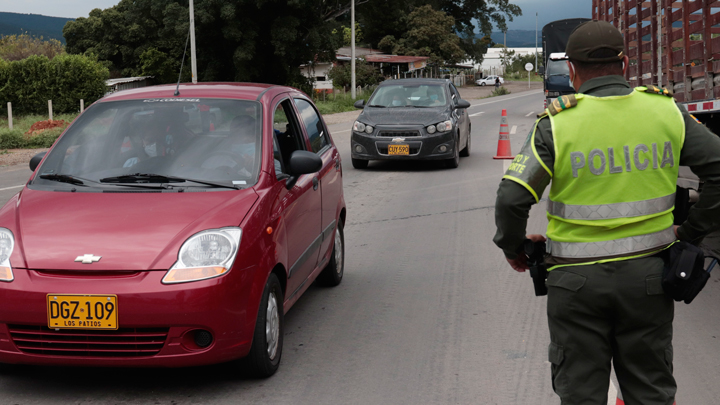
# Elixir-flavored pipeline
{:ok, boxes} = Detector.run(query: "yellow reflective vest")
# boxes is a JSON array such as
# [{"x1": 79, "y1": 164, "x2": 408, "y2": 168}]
[{"x1": 543, "y1": 88, "x2": 684, "y2": 266}]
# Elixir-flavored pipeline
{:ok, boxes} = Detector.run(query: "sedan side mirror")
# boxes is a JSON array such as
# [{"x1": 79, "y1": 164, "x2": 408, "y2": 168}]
[
  {"x1": 29, "y1": 151, "x2": 47, "y2": 172},
  {"x1": 354, "y1": 99, "x2": 366, "y2": 109},
  {"x1": 285, "y1": 150, "x2": 322, "y2": 190},
  {"x1": 455, "y1": 99, "x2": 471, "y2": 109}
]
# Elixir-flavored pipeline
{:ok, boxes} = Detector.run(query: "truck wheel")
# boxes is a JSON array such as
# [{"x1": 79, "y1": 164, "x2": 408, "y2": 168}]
[
  {"x1": 318, "y1": 221, "x2": 344, "y2": 287},
  {"x1": 245, "y1": 273, "x2": 283, "y2": 378}
]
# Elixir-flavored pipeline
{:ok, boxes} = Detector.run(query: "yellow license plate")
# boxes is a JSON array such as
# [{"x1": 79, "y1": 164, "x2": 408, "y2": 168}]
[
  {"x1": 388, "y1": 144, "x2": 410, "y2": 155},
  {"x1": 47, "y1": 294, "x2": 118, "y2": 330}
]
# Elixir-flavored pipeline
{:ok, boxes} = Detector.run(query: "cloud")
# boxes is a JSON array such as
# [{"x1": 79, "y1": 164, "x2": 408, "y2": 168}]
[{"x1": 0, "y1": 0, "x2": 120, "y2": 19}]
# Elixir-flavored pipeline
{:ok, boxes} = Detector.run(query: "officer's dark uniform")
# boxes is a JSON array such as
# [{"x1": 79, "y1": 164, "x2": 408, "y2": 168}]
[{"x1": 494, "y1": 22, "x2": 720, "y2": 405}]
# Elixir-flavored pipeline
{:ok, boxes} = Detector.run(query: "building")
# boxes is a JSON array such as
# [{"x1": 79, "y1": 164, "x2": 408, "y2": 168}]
[
  {"x1": 105, "y1": 76, "x2": 153, "y2": 94},
  {"x1": 469, "y1": 47, "x2": 540, "y2": 77}
]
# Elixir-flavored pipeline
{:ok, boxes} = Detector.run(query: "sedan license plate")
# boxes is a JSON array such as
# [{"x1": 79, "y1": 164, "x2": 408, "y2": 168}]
[
  {"x1": 388, "y1": 144, "x2": 410, "y2": 155},
  {"x1": 47, "y1": 294, "x2": 118, "y2": 330}
]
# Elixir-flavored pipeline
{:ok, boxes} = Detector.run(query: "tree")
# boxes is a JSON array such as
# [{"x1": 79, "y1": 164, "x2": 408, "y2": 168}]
[
  {"x1": 63, "y1": 0, "x2": 343, "y2": 86},
  {"x1": 499, "y1": 46, "x2": 515, "y2": 69},
  {"x1": 0, "y1": 34, "x2": 65, "y2": 61},
  {"x1": 332, "y1": 23, "x2": 363, "y2": 46},
  {"x1": 359, "y1": 0, "x2": 521, "y2": 63},
  {"x1": 327, "y1": 59, "x2": 380, "y2": 88},
  {"x1": 378, "y1": 5, "x2": 465, "y2": 66}
]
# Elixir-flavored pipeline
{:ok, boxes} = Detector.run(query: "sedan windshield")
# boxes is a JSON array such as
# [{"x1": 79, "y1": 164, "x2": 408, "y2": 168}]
[
  {"x1": 33, "y1": 98, "x2": 262, "y2": 189},
  {"x1": 368, "y1": 84, "x2": 447, "y2": 108}
]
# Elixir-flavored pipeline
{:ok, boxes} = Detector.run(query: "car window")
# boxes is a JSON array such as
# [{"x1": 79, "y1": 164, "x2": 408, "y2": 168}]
[
  {"x1": 294, "y1": 98, "x2": 329, "y2": 154},
  {"x1": 449, "y1": 84, "x2": 460, "y2": 102},
  {"x1": 368, "y1": 84, "x2": 447, "y2": 107},
  {"x1": 34, "y1": 98, "x2": 263, "y2": 189},
  {"x1": 274, "y1": 99, "x2": 309, "y2": 176}
]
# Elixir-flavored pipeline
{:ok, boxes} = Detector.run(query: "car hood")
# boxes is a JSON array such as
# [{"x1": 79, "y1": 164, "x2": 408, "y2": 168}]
[
  {"x1": 359, "y1": 107, "x2": 448, "y2": 126},
  {"x1": 2, "y1": 188, "x2": 258, "y2": 271}
]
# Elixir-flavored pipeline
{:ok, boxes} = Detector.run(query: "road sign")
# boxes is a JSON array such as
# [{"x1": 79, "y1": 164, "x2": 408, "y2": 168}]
[{"x1": 525, "y1": 63, "x2": 534, "y2": 72}]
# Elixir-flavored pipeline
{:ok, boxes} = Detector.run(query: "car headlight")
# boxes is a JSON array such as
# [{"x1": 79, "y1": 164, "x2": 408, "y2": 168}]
[
  {"x1": 427, "y1": 125, "x2": 437, "y2": 134},
  {"x1": 365, "y1": 125, "x2": 374, "y2": 134},
  {"x1": 0, "y1": 228, "x2": 14, "y2": 282},
  {"x1": 436, "y1": 120, "x2": 453, "y2": 132},
  {"x1": 162, "y1": 227, "x2": 242, "y2": 284},
  {"x1": 353, "y1": 121, "x2": 366, "y2": 132}
]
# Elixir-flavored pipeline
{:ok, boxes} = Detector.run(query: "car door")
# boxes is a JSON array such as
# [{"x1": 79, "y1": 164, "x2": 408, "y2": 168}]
[
  {"x1": 449, "y1": 83, "x2": 468, "y2": 148},
  {"x1": 293, "y1": 97, "x2": 341, "y2": 267},
  {"x1": 270, "y1": 96, "x2": 322, "y2": 297}
]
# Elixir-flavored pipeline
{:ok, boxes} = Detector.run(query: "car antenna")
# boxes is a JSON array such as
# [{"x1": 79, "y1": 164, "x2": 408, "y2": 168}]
[{"x1": 174, "y1": 24, "x2": 192, "y2": 96}]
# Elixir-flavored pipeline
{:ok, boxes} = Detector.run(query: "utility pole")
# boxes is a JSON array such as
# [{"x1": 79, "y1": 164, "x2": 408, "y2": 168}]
[
  {"x1": 535, "y1": 12, "x2": 538, "y2": 73},
  {"x1": 190, "y1": 0, "x2": 197, "y2": 84},
  {"x1": 351, "y1": 0, "x2": 356, "y2": 99}
]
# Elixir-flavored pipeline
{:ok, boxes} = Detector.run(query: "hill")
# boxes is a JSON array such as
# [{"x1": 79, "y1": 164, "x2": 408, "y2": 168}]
[
  {"x1": 0, "y1": 12, "x2": 73, "y2": 44},
  {"x1": 489, "y1": 30, "x2": 539, "y2": 48}
]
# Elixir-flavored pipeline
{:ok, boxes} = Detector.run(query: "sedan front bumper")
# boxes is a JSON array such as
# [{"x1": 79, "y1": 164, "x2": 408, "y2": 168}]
[{"x1": 351, "y1": 129, "x2": 456, "y2": 161}]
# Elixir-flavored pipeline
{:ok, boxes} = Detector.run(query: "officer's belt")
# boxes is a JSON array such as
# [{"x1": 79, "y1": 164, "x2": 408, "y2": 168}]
[
  {"x1": 547, "y1": 194, "x2": 675, "y2": 220},
  {"x1": 546, "y1": 227, "x2": 676, "y2": 259}
]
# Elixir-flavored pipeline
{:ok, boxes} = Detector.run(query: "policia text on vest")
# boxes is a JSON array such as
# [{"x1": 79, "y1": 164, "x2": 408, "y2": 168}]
[{"x1": 568, "y1": 142, "x2": 674, "y2": 177}]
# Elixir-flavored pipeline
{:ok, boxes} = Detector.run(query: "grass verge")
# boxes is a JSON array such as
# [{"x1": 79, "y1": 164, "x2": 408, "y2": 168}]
[{"x1": 0, "y1": 113, "x2": 78, "y2": 149}]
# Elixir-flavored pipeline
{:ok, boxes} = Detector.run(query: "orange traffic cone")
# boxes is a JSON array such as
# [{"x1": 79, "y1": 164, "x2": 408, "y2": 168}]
[{"x1": 493, "y1": 109, "x2": 514, "y2": 159}]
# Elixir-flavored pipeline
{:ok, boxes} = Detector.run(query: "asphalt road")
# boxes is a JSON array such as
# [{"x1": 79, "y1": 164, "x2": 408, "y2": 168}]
[{"x1": 0, "y1": 90, "x2": 719, "y2": 404}]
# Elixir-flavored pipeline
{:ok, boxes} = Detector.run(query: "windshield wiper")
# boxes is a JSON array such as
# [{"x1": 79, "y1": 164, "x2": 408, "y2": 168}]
[
  {"x1": 99, "y1": 173, "x2": 239, "y2": 190},
  {"x1": 38, "y1": 173, "x2": 89, "y2": 186},
  {"x1": 368, "y1": 104, "x2": 386, "y2": 108}
]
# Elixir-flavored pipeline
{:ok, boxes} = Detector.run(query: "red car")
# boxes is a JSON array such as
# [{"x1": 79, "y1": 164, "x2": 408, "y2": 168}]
[{"x1": 0, "y1": 83, "x2": 346, "y2": 377}]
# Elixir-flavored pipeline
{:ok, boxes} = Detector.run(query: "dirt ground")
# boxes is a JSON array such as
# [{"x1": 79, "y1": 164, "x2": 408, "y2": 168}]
[{"x1": 458, "y1": 80, "x2": 543, "y2": 100}]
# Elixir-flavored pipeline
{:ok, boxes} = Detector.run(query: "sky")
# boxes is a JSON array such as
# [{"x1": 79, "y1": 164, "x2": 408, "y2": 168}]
[{"x1": 0, "y1": 0, "x2": 593, "y2": 29}]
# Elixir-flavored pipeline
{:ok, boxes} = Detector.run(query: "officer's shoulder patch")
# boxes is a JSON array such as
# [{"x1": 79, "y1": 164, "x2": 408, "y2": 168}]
[
  {"x1": 547, "y1": 94, "x2": 580, "y2": 116},
  {"x1": 639, "y1": 85, "x2": 674, "y2": 97},
  {"x1": 690, "y1": 114, "x2": 702, "y2": 124},
  {"x1": 537, "y1": 110, "x2": 549, "y2": 119}
]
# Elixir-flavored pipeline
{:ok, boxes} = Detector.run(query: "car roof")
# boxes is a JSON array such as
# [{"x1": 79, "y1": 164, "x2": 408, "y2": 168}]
[
  {"x1": 378, "y1": 78, "x2": 449, "y2": 87},
  {"x1": 100, "y1": 82, "x2": 302, "y2": 103}
]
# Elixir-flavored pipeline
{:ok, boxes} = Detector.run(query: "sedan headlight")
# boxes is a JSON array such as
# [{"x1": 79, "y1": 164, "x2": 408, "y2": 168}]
[
  {"x1": 162, "y1": 227, "x2": 242, "y2": 284},
  {"x1": 0, "y1": 228, "x2": 14, "y2": 282},
  {"x1": 431, "y1": 120, "x2": 453, "y2": 133},
  {"x1": 353, "y1": 121, "x2": 366, "y2": 132}
]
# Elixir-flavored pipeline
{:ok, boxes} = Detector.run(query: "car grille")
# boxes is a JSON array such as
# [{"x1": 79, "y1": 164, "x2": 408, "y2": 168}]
[
  {"x1": 8, "y1": 324, "x2": 168, "y2": 357},
  {"x1": 378, "y1": 131, "x2": 421, "y2": 137}
]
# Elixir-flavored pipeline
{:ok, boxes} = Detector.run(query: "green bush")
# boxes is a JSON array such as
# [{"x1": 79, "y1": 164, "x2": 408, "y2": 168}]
[
  {"x1": 0, "y1": 128, "x2": 63, "y2": 149},
  {"x1": 490, "y1": 86, "x2": 511, "y2": 97},
  {"x1": 0, "y1": 54, "x2": 108, "y2": 116}
]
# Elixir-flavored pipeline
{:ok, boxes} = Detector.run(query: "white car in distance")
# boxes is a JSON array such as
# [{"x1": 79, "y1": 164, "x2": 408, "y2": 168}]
[{"x1": 476, "y1": 75, "x2": 504, "y2": 86}]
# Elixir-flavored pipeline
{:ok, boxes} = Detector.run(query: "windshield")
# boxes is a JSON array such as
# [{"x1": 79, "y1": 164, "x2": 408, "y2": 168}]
[
  {"x1": 368, "y1": 84, "x2": 447, "y2": 107},
  {"x1": 547, "y1": 59, "x2": 570, "y2": 76},
  {"x1": 33, "y1": 98, "x2": 262, "y2": 190}
]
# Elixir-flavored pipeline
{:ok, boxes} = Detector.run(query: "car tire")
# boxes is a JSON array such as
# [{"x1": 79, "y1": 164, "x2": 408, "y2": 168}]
[
  {"x1": 245, "y1": 273, "x2": 284, "y2": 378},
  {"x1": 445, "y1": 135, "x2": 460, "y2": 169},
  {"x1": 460, "y1": 126, "x2": 471, "y2": 157},
  {"x1": 351, "y1": 158, "x2": 368, "y2": 169},
  {"x1": 318, "y1": 221, "x2": 344, "y2": 287},
  {"x1": 480, "y1": 82, "x2": 486, "y2": 87}
]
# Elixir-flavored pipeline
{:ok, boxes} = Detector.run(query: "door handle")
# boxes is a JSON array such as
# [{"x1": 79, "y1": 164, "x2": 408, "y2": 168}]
[
  {"x1": 334, "y1": 157, "x2": 340, "y2": 170},
  {"x1": 312, "y1": 177, "x2": 319, "y2": 191}
]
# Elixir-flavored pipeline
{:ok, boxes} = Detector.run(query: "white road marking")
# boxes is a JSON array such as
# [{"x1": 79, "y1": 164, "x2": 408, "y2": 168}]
[
  {"x1": 468, "y1": 90, "x2": 543, "y2": 108},
  {"x1": 469, "y1": 111, "x2": 485, "y2": 117},
  {"x1": 608, "y1": 380, "x2": 618, "y2": 404},
  {"x1": 525, "y1": 111, "x2": 535, "y2": 117},
  {"x1": 502, "y1": 159, "x2": 511, "y2": 173},
  {"x1": 510, "y1": 125, "x2": 517, "y2": 134},
  {"x1": 0, "y1": 185, "x2": 23, "y2": 191},
  {"x1": 333, "y1": 129, "x2": 351, "y2": 134}
]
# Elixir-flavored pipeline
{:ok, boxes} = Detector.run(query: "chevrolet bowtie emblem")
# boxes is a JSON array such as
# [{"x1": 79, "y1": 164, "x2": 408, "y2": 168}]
[{"x1": 75, "y1": 254, "x2": 101, "y2": 264}]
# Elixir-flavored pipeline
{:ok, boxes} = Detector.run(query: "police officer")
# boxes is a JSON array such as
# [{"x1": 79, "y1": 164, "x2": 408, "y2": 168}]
[{"x1": 494, "y1": 20, "x2": 720, "y2": 404}]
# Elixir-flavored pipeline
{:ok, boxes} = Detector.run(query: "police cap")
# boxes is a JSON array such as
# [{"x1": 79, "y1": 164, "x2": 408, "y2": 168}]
[{"x1": 566, "y1": 20, "x2": 624, "y2": 63}]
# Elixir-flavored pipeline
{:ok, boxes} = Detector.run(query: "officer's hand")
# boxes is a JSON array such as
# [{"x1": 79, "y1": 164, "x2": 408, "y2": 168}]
[
  {"x1": 673, "y1": 225, "x2": 680, "y2": 239},
  {"x1": 527, "y1": 234, "x2": 547, "y2": 243},
  {"x1": 506, "y1": 255, "x2": 529, "y2": 272}
]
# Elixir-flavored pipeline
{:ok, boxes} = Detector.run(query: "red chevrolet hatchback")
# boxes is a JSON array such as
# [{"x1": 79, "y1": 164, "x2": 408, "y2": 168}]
[{"x1": 0, "y1": 83, "x2": 346, "y2": 377}]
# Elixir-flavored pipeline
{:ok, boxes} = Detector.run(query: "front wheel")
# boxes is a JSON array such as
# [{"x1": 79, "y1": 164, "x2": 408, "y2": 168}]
[
  {"x1": 245, "y1": 273, "x2": 284, "y2": 378},
  {"x1": 445, "y1": 135, "x2": 460, "y2": 169},
  {"x1": 460, "y1": 127, "x2": 471, "y2": 157},
  {"x1": 480, "y1": 82, "x2": 486, "y2": 87},
  {"x1": 351, "y1": 158, "x2": 368, "y2": 169},
  {"x1": 318, "y1": 221, "x2": 344, "y2": 287}
]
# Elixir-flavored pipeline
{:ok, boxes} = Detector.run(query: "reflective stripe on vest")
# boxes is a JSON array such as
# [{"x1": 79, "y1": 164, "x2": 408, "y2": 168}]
[
  {"x1": 547, "y1": 227, "x2": 675, "y2": 258},
  {"x1": 547, "y1": 193, "x2": 675, "y2": 220}
]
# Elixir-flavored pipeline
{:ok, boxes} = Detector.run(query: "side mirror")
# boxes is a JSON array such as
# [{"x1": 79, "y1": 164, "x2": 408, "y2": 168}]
[
  {"x1": 455, "y1": 99, "x2": 471, "y2": 109},
  {"x1": 354, "y1": 99, "x2": 366, "y2": 109},
  {"x1": 29, "y1": 151, "x2": 47, "y2": 172},
  {"x1": 285, "y1": 150, "x2": 322, "y2": 190}
]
